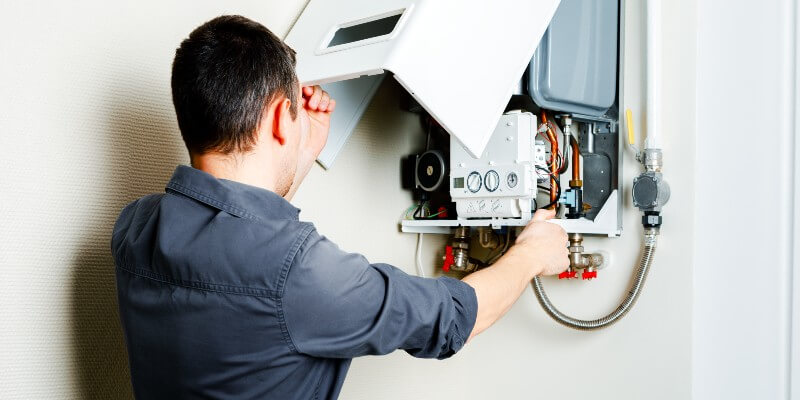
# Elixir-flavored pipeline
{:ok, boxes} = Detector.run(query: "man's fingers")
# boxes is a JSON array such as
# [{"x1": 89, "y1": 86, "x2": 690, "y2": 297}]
[
  {"x1": 318, "y1": 92, "x2": 330, "y2": 111},
  {"x1": 300, "y1": 85, "x2": 335, "y2": 113},
  {"x1": 308, "y1": 86, "x2": 323, "y2": 110},
  {"x1": 532, "y1": 209, "x2": 556, "y2": 222}
]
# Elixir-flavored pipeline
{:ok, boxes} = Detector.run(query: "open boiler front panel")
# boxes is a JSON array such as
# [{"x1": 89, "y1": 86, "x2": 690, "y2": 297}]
[{"x1": 287, "y1": 0, "x2": 670, "y2": 330}]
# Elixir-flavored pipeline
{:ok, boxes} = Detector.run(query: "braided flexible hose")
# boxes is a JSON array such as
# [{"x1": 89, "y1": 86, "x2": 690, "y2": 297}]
[{"x1": 531, "y1": 231, "x2": 658, "y2": 330}]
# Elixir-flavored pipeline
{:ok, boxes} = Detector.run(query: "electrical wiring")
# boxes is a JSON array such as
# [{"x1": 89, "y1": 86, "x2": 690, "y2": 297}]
[
  {"x1": 541, "y1": 181, "x2": 561, "y2": 209},
  {"x1": 412, "y1": 200, "x2": 426, "y2": 219},
  {"x1": 415, "y1": 233, "x2": 426, "y2": 278},
  {"x1": 541, "y1": 113, "x2": 563, "y2": 177},
  {"x1": 400, "y1": 201, "x2": 434, "y2": 277},
  {"x1": 539, "y1": 116, "x2": 572, "y2": 174},
  {"x1": 425, "y1": 209, "x2": 446, "y2": 219},
  {"x1": 413, "y1": 202, "x2": 428, "y2": 219},
  {"x1": 401, "y1": 204, "x2": 418, "y2": 220},
  {"x1": 552, "y1": 153, "x2": 563, "y2": 170},
  {"x1": 536, "y1": 165, "x2": 561, "y2": 210},
  {"x1": 409, "y1": 200, "x2": 447, "y2": 220},
  {"x1": 536, "y1": 166, "x2": 559, "y2": 185},
  {"x1": 538, "y1": 122, "x2": 563, "y2": 171},
  {"x1": 557, "y1": 137, "x2": 570, "y2": 174}
]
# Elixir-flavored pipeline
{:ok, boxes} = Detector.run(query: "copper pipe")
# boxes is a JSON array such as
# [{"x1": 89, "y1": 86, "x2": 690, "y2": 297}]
[
  {"x1": 569, "y1": 136, "x2": 582, "y2": 188},
  {"x1": 541, "y1": 112, "x2": 559, "y2": 207}
]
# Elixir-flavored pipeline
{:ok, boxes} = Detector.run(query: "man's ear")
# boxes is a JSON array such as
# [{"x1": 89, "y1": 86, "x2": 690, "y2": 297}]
[{"x1": 271, "y1": 96, "x2": 293, "y2": 146}]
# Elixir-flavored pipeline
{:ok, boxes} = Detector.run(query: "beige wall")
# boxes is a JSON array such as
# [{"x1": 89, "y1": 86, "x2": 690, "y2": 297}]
[{"x1": 0, "y1": 1, "x2": 695, "y2": 399}]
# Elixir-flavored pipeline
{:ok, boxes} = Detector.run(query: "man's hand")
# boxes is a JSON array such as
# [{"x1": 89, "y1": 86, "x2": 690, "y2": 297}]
[
  {"x1": 284, "y1": 85, "x2": 335, "y2": 200},
  {"x1": 512, "y1": 209, "x2": 570, "y2": 277},
  {"x1": 299, "y1": 85, "x2": 335, "y2": 159}
]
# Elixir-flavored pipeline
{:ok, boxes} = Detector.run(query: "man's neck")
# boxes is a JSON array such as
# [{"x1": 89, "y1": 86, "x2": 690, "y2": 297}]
[{"x1": 191, "y1": 151, "x2": 278, "y2": 194}]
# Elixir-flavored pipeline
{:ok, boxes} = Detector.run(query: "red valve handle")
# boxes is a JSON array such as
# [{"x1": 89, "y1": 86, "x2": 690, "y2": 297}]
[
  {"x1": 442, "y1": 245, "x2": 454, "y2": 272},
  {"x1": 558, "y1": 270, "x2": 578, "y2": 279},
  {"x1": 582, "y1": 270, "x2": 597, "y2": 280}
]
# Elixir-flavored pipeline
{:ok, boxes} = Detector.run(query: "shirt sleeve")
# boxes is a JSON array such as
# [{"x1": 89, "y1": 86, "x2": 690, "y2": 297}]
[{"x1": 280, "y1": 228, "x2": 478, "y2": 360}]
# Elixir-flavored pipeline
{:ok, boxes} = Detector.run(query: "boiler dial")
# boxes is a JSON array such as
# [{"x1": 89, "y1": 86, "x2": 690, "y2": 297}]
[
  {"x1": 467, "y1": 171, "x2": 482, "y2": 193},
  {"x1": 507, "y1": 172, "x2": 518, "y2": 188},
  {"x1": 484, "y1": 170, "x2": 499, "y2": 192}
]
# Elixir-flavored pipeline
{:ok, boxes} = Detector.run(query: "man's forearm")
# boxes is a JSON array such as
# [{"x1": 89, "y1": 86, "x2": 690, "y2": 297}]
[{"x1": 462, "y1": 248, "x2": 540, "y2": 341}]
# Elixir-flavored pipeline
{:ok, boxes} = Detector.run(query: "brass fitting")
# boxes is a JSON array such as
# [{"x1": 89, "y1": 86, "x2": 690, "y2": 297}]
[
  {"x1": 449, "y1": 227, "x2": 477, "y2": 272},
  {"x1": 567, "y1": 233, "x2": 604, "y2": 279},
  {"x1": 477, "y1": 227, "x2": 500, "y2": 250}
]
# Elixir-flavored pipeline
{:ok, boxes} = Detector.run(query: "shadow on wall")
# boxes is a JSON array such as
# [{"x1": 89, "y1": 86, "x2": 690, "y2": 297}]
[{"x1": 69, "y1": 76, "x2": 186, "y2": 399}]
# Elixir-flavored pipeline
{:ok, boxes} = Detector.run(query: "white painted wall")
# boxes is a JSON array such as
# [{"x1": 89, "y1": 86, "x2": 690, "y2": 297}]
[
  {"x1": 693, "y1": 1, "x2": 797, "y2": 399},
  {"x1": 0, "y1": 1, "x2": 700, "y2": 399},
  {"x1": 0, "y1": 2, "x2": 307, "y2": 398}
]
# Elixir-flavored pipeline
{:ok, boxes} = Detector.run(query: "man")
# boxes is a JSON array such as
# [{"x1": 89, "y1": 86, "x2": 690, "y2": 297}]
[{"x1": 112, "y1": 15, "x2": 569, "y2": 399}]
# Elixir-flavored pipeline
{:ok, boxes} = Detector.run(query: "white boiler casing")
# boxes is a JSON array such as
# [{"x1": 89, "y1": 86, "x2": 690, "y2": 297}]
[{"x1": 450, "y1": 112, "x2": 536, "y2": 220}]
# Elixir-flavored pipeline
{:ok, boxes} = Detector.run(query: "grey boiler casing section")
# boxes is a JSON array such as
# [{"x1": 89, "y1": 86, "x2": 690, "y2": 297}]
[{"x1": 529, "y1": 0, "x2": 619, "y2": 118}]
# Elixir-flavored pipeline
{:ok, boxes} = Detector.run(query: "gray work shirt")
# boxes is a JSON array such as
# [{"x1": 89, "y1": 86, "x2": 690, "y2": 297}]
[{"x1": 112, "y1": 165, "x2": 477, "y2": 399}]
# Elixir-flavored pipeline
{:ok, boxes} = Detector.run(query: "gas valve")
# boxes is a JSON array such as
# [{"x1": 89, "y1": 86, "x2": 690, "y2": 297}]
[
  {"x1": 558, "y1": 268, "x2": 578, "y2": 280},
  {"x1": 562, "y1": 233, "x2": 604, "y2": 281},
  {"x1": 442, "y1": 245, "x2": 454, "y2": 272},
  {"x1": 581, "y1": 269, "x2": 598, "y2": 280},
  {"x1": 441, "y1": 227, "x2": 480, "y2": 273}
]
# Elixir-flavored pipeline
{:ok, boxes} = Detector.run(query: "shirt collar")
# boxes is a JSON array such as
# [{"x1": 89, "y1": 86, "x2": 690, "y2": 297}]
[{"x1": 165, "y1": 165, "x2": 300, "y2": 221}]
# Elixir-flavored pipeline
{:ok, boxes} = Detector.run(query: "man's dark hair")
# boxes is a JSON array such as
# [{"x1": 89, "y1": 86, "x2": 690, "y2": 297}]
[{"x1": 171, "y1": 15, "x2": 298, "y2": 155}]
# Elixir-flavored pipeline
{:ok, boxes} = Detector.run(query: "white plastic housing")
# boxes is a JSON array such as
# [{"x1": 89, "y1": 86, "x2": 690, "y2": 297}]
[
  {"x1": 285, "y1": 0, "x2": 562, "y2": 167},
  {"x1": 450, "y1": 112, "x2": 535, "y2": 219}
]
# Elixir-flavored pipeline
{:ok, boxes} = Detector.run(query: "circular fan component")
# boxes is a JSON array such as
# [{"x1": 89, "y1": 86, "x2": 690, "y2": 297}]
[{"x1": 415, "y1": 150, "x2": 446, "y2": 191}]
